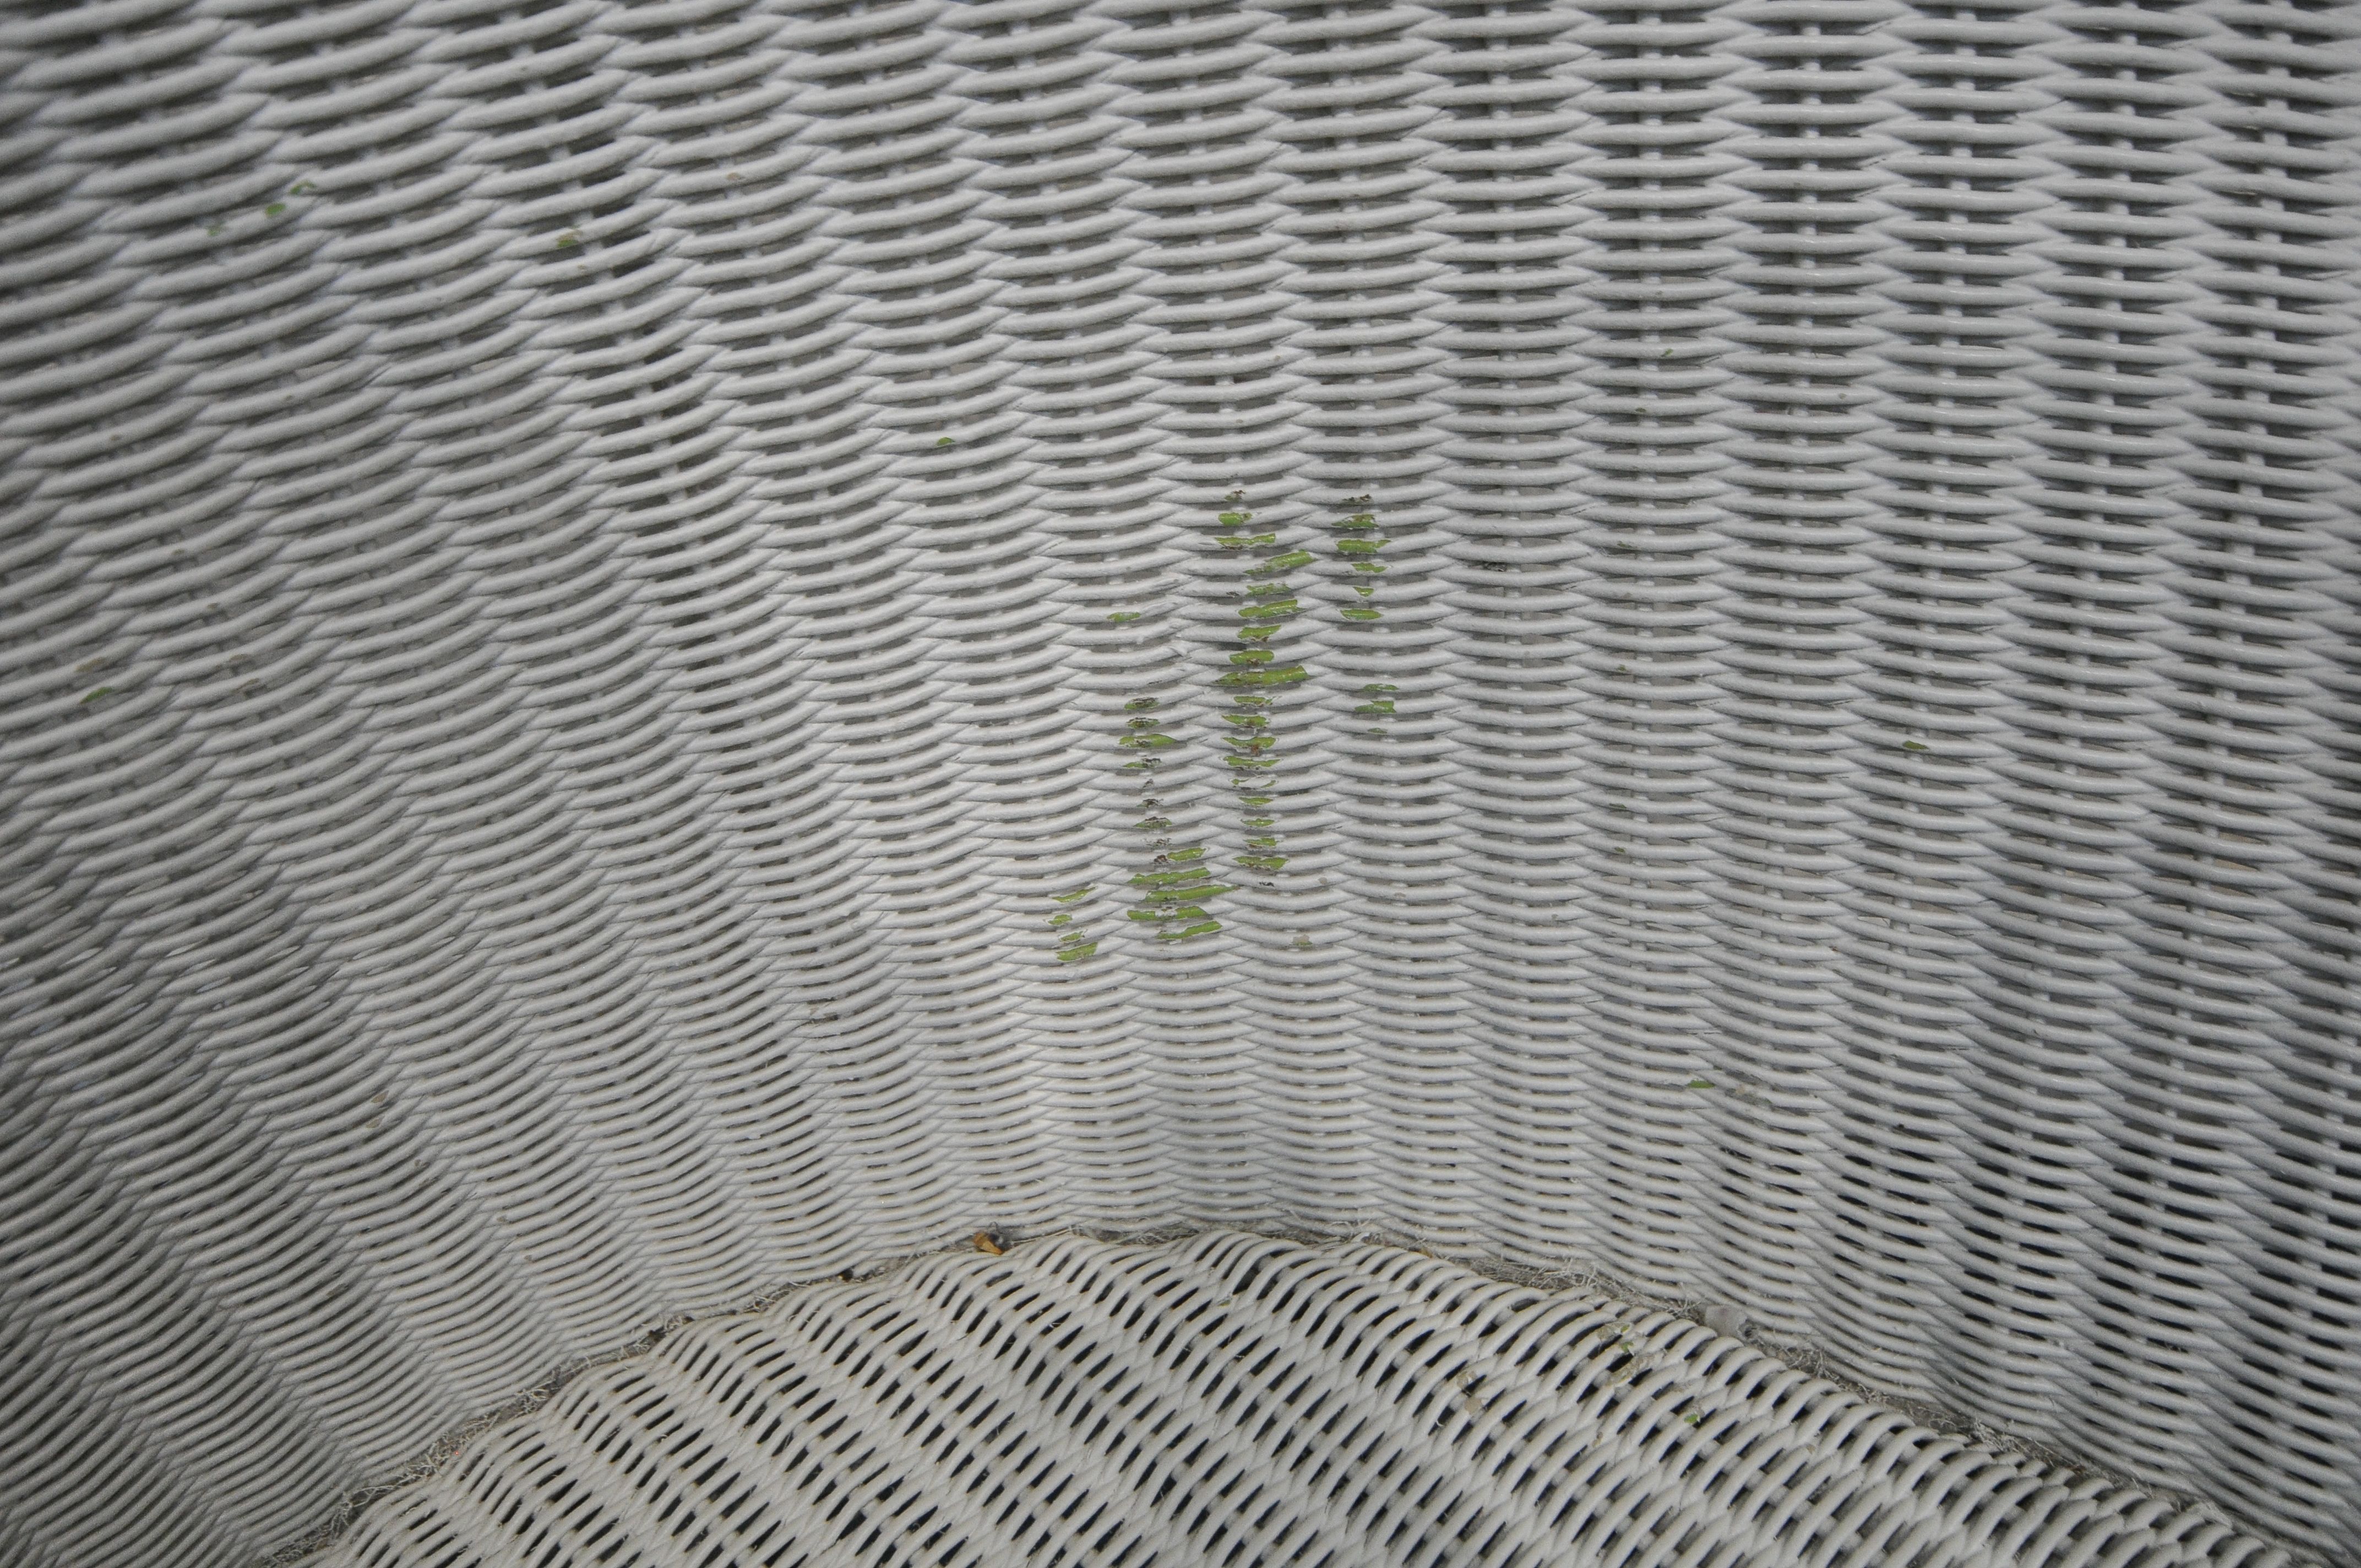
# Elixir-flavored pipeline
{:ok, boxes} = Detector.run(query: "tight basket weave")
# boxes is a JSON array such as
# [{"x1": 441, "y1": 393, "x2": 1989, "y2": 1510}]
[
  {"x1": 2, "y1": 2, "x2": 2355, "y2": 1566},
  {"x1": 325, "y1": 1232, "x2": 2298, "y2": 1568}
]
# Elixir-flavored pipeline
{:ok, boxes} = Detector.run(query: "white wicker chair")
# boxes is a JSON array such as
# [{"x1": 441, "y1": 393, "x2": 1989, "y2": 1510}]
[{"x1": 2, "y1": 3, "x2": 2354, "y2": 1566}]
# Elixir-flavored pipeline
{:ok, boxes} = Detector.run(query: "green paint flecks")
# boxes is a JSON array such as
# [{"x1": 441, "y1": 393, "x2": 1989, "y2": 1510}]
[
  {"x1": 1120, "y1": 695, "x2": 1227, "y2": 943},
  {"x1": 1329, "y1": 503, "x2": 1394, "y2": 741},
  {"x1": 1215, "y1": 493, "x2": 1310, "y2": 889},
  {"x1": 1048, "y1": 887, "x2": 1098, "y2": 962},
  {"x1": 1051, "y1": 493, "x2": 1400, "y2": 960},
  {"x1": 1330, "y1": 505, "x2": 1389, "y2": 620}
]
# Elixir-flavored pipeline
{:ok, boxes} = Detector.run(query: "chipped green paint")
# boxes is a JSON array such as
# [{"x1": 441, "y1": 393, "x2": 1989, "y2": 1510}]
[
  {"x1": 1114, "y1": 671, "x2": 1225, "y2": 943},
  {"x1": 264, "y1": 203, "x2": 286, "y2": 218},
  {"x1": 1213, "y1": 493, "x2": 1315, "y2": 893},
  {"x1": 1118, "y1": 698, "x2": 1181, "y2": 778},
  {"x1": 1331, "y1": 505, "x2": 1395, "y2": 762},
  {"x1": 1051, "y1": 491, "x2": 1403, "y2": 955},
  {"x1": 1048, "y1": 886, "x2": 1100, "y2": 962},
  {"x1": 80, "y1": 687, "x2": 113, "y2": 704}
]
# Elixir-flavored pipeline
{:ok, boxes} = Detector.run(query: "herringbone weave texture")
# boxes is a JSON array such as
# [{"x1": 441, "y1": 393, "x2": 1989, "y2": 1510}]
[{"x1": 2, "y1": 2, "x2": 2355, "y2": 1566}]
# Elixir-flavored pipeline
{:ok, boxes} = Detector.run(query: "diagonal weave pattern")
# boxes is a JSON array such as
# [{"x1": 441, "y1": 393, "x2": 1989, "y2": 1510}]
[
  {"x1": 322, "y1": 1232, "x2": 2298, "y2": 1568},
  {"x1": 1, "y1": 2, "x2": 2356, "y2": 1566}
]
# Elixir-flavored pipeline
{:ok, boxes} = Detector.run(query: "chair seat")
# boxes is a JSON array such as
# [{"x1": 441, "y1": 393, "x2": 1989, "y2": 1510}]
[{"x1": 324, "y1": 1233, "x2": 2289, "y2": 1568}]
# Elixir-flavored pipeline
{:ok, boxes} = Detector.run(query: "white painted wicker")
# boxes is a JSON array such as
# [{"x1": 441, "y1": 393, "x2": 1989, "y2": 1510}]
[
  {"x1": 2, "y1": 1, "x2": 2354, "y2": 1565},
  {"x1": 322, "y1": 1232, "x2": 2299, "y2": 1568}
]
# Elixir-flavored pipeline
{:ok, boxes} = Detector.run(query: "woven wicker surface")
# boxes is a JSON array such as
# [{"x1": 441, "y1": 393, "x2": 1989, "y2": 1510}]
[
  {"x1": 318, "y1": 1232, "x2": 2297, "y2": 1568},
  {"x1": 2, "y1": 1, "x2": 2356, "y2": 1565}
]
